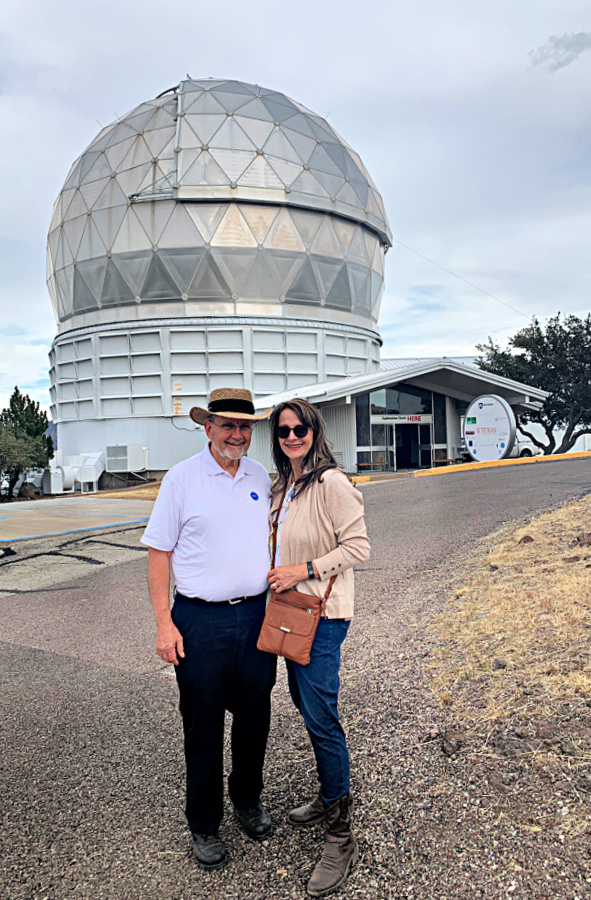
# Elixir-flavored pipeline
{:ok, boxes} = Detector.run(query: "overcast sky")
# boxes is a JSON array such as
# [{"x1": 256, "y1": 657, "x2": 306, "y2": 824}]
[{"x1": 1, "y1": 0, "x2": 590, "y2": 411}]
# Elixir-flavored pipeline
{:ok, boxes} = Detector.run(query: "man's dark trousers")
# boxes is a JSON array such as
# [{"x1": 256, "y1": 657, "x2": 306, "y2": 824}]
[{"x1": 172, "y1": 591, "x2": 276, "y2": 835}]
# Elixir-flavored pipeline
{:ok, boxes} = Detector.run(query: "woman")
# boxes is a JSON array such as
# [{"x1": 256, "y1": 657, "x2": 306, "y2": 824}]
[{"x1": 267, "y1": 399, "x2": 370, "y2": 898}]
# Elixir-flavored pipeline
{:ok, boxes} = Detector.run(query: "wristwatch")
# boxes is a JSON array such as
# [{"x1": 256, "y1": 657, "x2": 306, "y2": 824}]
[{"x1": 306, "y1": 561, "x2": 315, "y2": 579}]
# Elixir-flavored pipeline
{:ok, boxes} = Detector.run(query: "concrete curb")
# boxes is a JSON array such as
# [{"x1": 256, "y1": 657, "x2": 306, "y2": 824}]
[{"x1": 414, "y1": 449, "x2": 591, "y2": 477}]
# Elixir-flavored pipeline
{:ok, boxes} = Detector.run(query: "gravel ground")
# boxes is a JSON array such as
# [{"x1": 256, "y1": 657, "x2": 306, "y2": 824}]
[{"x1": 1, "y1": 458, "x2": 591, "y2": 899}]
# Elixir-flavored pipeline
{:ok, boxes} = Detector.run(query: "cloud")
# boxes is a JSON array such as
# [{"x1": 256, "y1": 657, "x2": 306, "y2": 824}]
[{"x1": 529, "y1": 32, "x2": 591, "y2": 72}]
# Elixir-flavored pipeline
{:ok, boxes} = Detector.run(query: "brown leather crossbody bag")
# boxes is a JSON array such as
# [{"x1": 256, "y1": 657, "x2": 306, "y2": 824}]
[{"x1": 257, "y1": 485, "x2": 336, "y2": 666}]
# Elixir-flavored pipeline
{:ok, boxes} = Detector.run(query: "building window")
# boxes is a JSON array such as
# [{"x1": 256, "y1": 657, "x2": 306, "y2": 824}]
[
  {"x1": 355, "y1": 393, "x2": 371, "y2": 445},
  {"x1": 433, "y1": 392, "x2": 446, "y2": 444}
]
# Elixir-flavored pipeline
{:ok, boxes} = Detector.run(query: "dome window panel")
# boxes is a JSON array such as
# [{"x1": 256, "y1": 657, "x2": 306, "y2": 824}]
[
  {"x1": 263, "y1": 130, "x2": 303, "y2": 166},
  {"x1": 92, "y1": 205, "x2": 128, "y2": 252},
  {"x1": 311, "y1": 219, "x2": 342, "y2": 259},
  {"x1": 115, "y1": 163, "x2": 153, "y2": 198},
  {"x1": 159, "y1": 207, "x2": 205, "y2": 250},
  {"x1": 101, "y1": 258, "x2": 136, "y2": 306},
  {"x1": 112, "y1": 210, "x2": 152, "y2": 254},
  {"x1": 211, "y1": 118, "x2": 257, "y2": 152},
  {"x1": 180, "y1": 150, "x2": 230, "y2": 187},
  {"x1": 63, "y1": 215, "x2": 91, "y2": 260},
  {"x1": 208, "y1": 90, "x2": 255, "y2": 113},
  {"x1": 112, "y1": 251, "x2": 151, "y2": 296},
  {"x1": 324, "y1": 266, "x2": 352, "y2": 310},
  {"x1": 236, "y1": 116, "x2": 275, "y2": 149},
  {"x1": 140, "y1": 253, "x2": 181, "y2": 301},
  {"x1": 211, "y1": 206, "x2": 258, "y2": 248},
  {"x1": 350, "y1": 265, "x2": 371, "y2": 311},
  {"x1": 132, "y1": 200, "x2": 175, "y2": 245},
  {"x1": 78, "y1": 151, "x2": 102, "y2": 183},
  {"x1": 187, "y1": 253, "x2": 231, "y2": 300},
  {"x1": 265, "y1": 250, "x2": 303, "y2": 294},
  {"x1": 73, "y1": 267, "x2": 97, "y2": 312},
  {"x1": 281, "y1": 128, "x2": 316, "y2": 166},
  {"x1": 105, "y1": 136, "x2": 138, "y2": 172},
  {"x1": 265, "y1": 208, "x2": 306, "y2": 252},
  {"x1": 76, "y1": 220, "x2": 108, "y2": 263},
  {"x1": 290, "y1": 169, "x2": 331, "y2": 199},
  {"x1": 235, "y1": 98, "x2": 276, "y2": 123},
  {"x1": 285, "y1": 257, "x2": 321, "y2": 305},
  {"x1": 266, "y1": 157, "x2": 302, "y2": 189},
  {"x1": 239, "y1": 155, "x2": 284, "y2": 189},
  {"x1": 181, "y1": 91, "x2": 226, "y2": 116},
  {"x1": 183, "y1": 114, "x2": 226, "y2": 147},
  {"x1": 79, "y1": 178, "x2": 111, "y2": 212},
  {"x1": 64, "y1": 189, "x2": 89, "y2": 220},
  {"x1": 239, "y1": 205, "x2": 278, "y2": 244},
  {"x1": 311, "y1": 257, "x2": 342, "y2": 297},
  {"x1": 185, "y1": 203, "x2": 227, "y2": 243},
  {"x1": 82, "y1": 152, "x2": 113, "y2": 184},
  {"x1": 238, "y1": 253, "x2": 281, "y2": 299},
  {"x1": 92, "y1": 178, "x2": 128, "y2": 212},
  {"x1": 210, "y1": 147, "x2": 257, "y2": 182}
]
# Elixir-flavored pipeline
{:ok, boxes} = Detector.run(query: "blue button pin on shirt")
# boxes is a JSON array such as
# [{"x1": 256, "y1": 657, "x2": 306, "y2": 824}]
[{"x1": 250, "y1": 492, "x2": 259, "y2": 501}]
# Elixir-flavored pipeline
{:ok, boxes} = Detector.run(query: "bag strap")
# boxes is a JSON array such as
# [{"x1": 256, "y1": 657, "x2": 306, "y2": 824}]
[
  {"x1": 271, "y1": 484, "x2": 289, "y2": 568},
  {"x1": 272, "y1": 485, "x2": 338, "y2": 614}
]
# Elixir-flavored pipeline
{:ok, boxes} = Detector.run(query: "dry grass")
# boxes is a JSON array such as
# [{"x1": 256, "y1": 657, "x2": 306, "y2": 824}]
[
  {"x1": 93, "y1": 483, "x2": 161, "y2": 500},
  {"x1": 431, "y1": 494, "x2": 591, "y2": 721}
]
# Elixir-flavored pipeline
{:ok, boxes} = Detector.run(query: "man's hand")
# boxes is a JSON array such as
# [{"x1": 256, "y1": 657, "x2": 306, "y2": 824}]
[
  {"x1": 155, "y1": 620, "x2": 185, "y2": 665},
  {"x1": 267, "y1": 564, "x2": 309, "y2": 593}
]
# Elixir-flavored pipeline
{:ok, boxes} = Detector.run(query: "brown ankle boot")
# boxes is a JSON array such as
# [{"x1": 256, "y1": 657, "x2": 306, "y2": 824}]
[
  {"x1": 306, "y1": 795, "x2": 358, "y2": 897},
  {"x1": 288, "y1": 790, "x2": 324, "y2": 827}
]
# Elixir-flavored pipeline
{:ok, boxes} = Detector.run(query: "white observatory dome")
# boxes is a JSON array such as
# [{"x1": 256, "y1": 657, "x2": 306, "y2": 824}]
[
  {"x1": 47, "y1": 78, "x2": 391, "y2": 327},
  {"x1": 47, "y1": 79, "x2": 392, "y2": 470}
]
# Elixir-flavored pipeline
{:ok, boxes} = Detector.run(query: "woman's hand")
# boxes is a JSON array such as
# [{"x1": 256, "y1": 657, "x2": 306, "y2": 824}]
[{"x1": 267, "y1": 564, "x2": 309, "y2": 593}]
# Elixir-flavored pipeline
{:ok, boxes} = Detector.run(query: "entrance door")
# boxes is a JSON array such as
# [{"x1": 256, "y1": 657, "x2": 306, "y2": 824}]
[{"x1": 395, "y1": 424, "x2": 432, "y2": 469}]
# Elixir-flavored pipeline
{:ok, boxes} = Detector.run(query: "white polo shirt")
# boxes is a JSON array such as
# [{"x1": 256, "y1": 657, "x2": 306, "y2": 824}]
[{"x1": 141, "y1": 444, "x2": 271, "y2": 602}]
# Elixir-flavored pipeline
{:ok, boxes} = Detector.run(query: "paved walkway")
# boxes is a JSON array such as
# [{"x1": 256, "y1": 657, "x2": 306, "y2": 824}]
[{"x1": 0, "y1": 497, "x2": 154, "y2": 542}]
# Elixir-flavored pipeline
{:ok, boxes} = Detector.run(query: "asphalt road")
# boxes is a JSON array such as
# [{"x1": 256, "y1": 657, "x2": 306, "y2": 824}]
[{"x1": 1, "y1": 457, "x2": 590, "y2": 900}]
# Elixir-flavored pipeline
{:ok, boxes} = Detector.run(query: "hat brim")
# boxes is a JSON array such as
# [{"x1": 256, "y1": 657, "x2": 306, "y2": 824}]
[{"x1": 190, "y1": 406, "x2": 272, "y2": 425}]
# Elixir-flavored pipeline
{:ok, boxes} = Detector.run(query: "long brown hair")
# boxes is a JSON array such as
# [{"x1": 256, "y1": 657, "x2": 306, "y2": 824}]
[{"x1": 270, "y1": 399, "x2": 337, "y2": 498}]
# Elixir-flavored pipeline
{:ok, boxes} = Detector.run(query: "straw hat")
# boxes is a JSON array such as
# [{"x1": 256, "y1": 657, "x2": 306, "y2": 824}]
[{"x1": 190, "y1": 388, "x2": 272, "y2": 425}]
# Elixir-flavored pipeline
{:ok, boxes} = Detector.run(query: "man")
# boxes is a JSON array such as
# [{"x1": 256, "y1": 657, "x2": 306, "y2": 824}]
[{"x1": 141, "y1": 387, "x2": 276, "y2": 870}]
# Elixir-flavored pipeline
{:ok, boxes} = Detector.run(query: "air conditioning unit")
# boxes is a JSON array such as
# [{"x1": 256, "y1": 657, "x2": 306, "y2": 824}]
[{"x1": 106, "y1": 444, "x2": 146, "y2": 473}]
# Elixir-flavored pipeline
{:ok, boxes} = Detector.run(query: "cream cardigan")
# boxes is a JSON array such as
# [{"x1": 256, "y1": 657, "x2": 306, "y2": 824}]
[{"x1": 270, "y1": 468, "x2": 370, "y2": 619}]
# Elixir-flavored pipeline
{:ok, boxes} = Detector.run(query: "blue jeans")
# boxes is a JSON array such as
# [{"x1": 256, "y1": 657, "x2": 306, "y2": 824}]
[{"x1": 286, "y1": 618, "x2": 351, "y2": 806}]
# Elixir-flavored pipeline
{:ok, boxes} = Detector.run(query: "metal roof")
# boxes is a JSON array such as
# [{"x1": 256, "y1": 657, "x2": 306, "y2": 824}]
[{"x1": 254, "y1": 358, "x2": 548, "y2": 412}]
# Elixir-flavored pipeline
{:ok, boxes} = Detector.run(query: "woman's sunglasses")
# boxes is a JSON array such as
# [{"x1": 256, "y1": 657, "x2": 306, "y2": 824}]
[{"x1": 277, "y1": 424, "x2": 309, "y2": 439}]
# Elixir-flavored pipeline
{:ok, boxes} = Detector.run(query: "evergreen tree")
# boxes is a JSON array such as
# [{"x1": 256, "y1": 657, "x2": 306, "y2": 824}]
[{"x1": 0, "y1": 388, "x2": 53, "y2": 500}]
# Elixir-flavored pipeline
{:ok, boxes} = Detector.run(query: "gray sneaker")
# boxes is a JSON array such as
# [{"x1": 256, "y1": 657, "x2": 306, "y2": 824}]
[{"x1": 191, "y1": 832, "x2": 227, "y2": 869}]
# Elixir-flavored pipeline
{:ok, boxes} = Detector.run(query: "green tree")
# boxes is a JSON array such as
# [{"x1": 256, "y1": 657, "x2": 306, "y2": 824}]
[
  {"x1": 477, "y1": 313, "x2": 591, "y2": 455},
  {"x1": 0, "y1": 388, "x2": 54, "y2": 500}
]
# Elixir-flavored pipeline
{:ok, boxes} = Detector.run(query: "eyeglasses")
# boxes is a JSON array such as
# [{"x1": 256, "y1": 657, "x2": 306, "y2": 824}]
[
  {"x1": 277, "y1": 424, "x2": 309, "y2": 439},
  {"x1": 212, "y1": 420, "x2": 254, "y2": 436}
]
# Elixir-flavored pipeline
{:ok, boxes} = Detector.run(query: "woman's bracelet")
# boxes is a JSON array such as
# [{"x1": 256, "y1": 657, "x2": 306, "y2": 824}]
[{"x1": 306, "y1": 560, "x2": 315, "y2": 579}]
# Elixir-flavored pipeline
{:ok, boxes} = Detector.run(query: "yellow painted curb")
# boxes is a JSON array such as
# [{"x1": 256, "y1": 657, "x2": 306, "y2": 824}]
[
  {"x1": 414, "y1": 449, "x2": 591, "y2": 477},
  {"x1": 351, "y1": 475, "x2": 371, "y2": 483}
]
